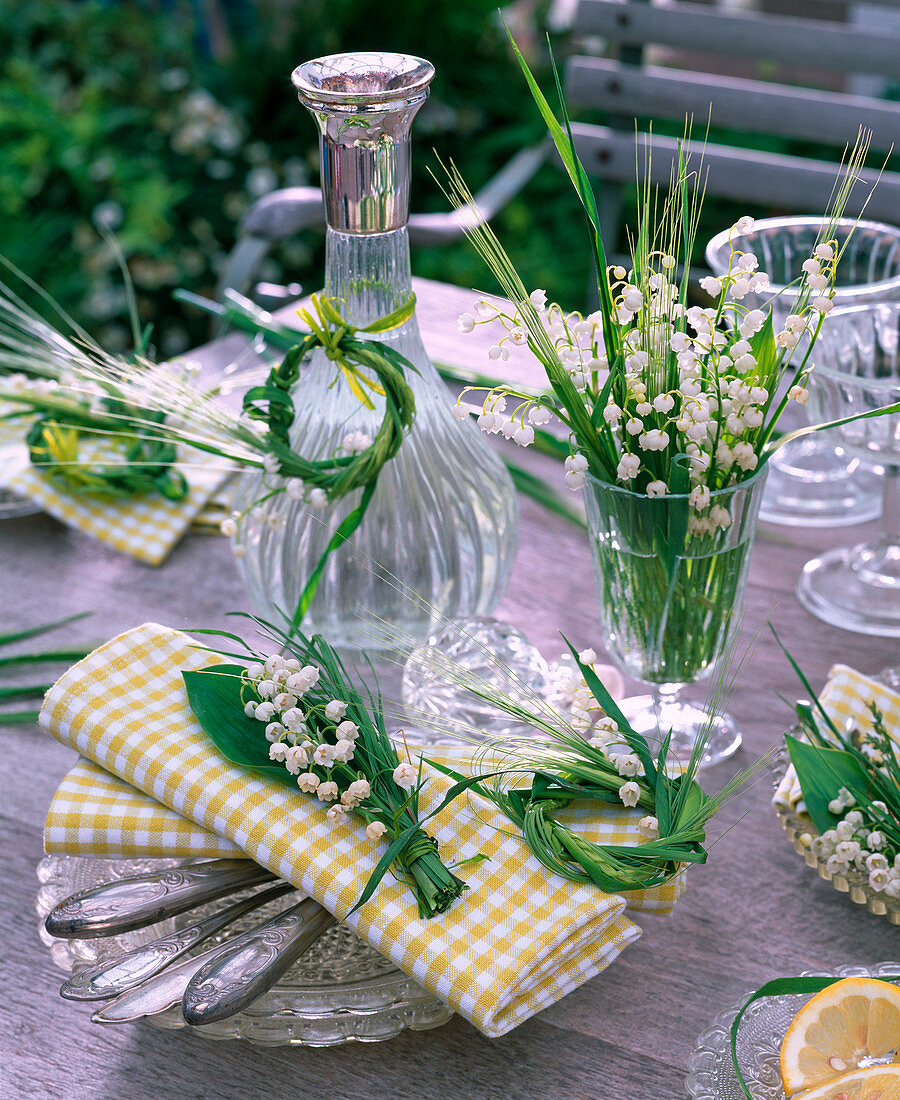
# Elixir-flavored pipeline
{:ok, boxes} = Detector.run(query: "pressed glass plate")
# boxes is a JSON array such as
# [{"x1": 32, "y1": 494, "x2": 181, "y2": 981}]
[
  {"x1": 685, "y1": 963, "x2": 900, "y2": 1099},
  {"x1": 36, "y1": 855, "x2": 454, "y2": 1047}
]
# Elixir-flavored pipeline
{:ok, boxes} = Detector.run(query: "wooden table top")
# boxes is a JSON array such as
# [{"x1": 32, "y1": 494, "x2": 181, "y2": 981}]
[{"x1": 1, "y1": 277, "x2": 897, "y2": 1100}]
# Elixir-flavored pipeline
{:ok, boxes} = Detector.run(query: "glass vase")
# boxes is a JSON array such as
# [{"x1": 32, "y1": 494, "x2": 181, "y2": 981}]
[
  {"x1": 232, "y1": 53, "x2": 517, "y2": 667},
  {"x1": 583, "y1": 466, "x2": 767, "y2": 766}
]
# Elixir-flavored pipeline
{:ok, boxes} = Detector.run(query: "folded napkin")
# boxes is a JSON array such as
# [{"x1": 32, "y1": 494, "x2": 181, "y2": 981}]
[
  {"x1": 45, "y1": 756, "x2": 683, "y2": 915},
  {"x1": 773, "y1": 664, "x2": 900, "y2": 813},
  {"x1": 0, "y1": 422, "x2": 227, "y2": 564},
  {"x1": 40, "y1": 623, "x2": 681, "y2": 1037}
]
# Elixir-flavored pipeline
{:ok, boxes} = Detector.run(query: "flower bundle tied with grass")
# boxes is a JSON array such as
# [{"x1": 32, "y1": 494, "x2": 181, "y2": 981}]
[
  {"x1": 776, "y1": 636, "x2": 900, "y2": 901},
  {"x1": 182, "y1": 618, "x2": 471, "y2": 918}
]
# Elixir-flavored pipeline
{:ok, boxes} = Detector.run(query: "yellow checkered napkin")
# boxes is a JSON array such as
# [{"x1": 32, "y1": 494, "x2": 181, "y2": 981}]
[
  {"x1": 773, "y1": 664, "x2": 900, "y2": 811},
  {"x1": 46, "y1": 754, "x2": 684, "y2": 915},
  {"x1": 0, "y1": 432, "x2": 227, "y2": 565},
  {"x1": 45, "y1": 758, "x2": 239, "y2": 858},
  {"x1": 41, "y1": 623, "x2": 656, "y2": 1037}
]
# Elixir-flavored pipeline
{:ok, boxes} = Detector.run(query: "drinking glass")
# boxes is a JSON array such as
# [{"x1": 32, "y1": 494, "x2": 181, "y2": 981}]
[
  {"x1": 583, "y1": 466, "x2": 767, "y2": 766},
  {"x1": 706, "y1": 217, "x2": 900, "y2": 526}
]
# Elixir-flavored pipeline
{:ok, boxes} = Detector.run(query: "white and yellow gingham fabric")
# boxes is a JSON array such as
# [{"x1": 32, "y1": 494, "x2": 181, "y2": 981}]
[
  {"x1": 45, "y1": 753, "x2": 684, "y2": 914},
  {"x1": 40, "y1": 623, "x2": 664, "y2": 1037},
  {"x1": 773, "y1": 664, "x2": 900, "y2": 811},
  {"x1": 46, "y1": 758, "x2": 239, "y2": 858},
  {"x1": 0, "y1": 430, "x2": 227, "y2": 565}
]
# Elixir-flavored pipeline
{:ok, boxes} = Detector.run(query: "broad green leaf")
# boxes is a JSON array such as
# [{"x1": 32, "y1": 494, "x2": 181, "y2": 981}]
[
  {"x1": 182, "y1": 665, "x2": 295, "y2": 787},
  {"x1": 785, "y1": 734, "x2": 873, "y2": 835}
]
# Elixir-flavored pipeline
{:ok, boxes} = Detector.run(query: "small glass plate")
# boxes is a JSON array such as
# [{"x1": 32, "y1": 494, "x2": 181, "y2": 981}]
[
  {"x1": 36, "y1": 854, "x2": 454, "y2": 1047},
  {"x1": 686, "y1": 963, "x2": 900, "y2": 1099}
]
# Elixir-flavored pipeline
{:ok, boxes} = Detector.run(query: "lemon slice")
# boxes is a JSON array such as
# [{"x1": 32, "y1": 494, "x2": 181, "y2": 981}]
[
  {"x1": 780, "y1": 977, "x2": 900, "y2": 1096},
  {"x1": 787, "y1": 1064, "x2": 900, "y2": 1099}
]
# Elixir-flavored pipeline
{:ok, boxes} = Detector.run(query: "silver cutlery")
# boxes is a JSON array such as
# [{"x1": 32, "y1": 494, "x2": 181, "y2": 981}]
[
  {"x1": 181, "y1": 896, "x2": 338, "y2": 1025},
  {"x1": 91, "y1": 941, "x2": 238, "y2": 1024},
  {"x1": 60, "y1": 880, "x2": 297, "y2": 1001},
  {"x1": 49, "y1": 859, "x2": 344, "y2": 1026},
  {"x1": 45, "y1": 859, "x2": 277, "y2": 938},
  {"x1": 90, "y1": 895, "x2": 337, "y2": 1026}
]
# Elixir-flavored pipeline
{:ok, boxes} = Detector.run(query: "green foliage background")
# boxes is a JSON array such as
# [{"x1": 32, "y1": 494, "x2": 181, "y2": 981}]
[{"x1": 0, "y1": 0, "x2": 592, "y2": 357}]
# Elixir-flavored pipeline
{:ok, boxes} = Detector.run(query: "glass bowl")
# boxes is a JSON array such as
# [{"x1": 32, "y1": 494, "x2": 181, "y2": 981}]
[
  {"x1": 772, "y1": 733, "x2": 900, "y2": 928},
  {"x1": 36, "y1": 854, "x2": 454, "y2": 1047},
  {"x1": 686, "y1": 963, "x2": 900, "y2": 1099}
]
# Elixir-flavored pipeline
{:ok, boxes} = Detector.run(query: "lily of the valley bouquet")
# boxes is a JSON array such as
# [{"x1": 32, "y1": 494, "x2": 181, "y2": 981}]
[{"x1": 446, "y1": 44, "x2": 897, "y2": 513}]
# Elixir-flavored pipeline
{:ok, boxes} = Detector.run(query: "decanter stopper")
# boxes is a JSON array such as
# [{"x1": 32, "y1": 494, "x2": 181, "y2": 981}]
[{"x1": 292, "y1": 53, "x2": 435, "y2": 234}]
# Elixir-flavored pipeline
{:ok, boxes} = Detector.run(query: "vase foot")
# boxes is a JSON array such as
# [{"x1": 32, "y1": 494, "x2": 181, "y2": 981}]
[{"x1": 620, "y1": 697, "x2": 742, "y2": 769}]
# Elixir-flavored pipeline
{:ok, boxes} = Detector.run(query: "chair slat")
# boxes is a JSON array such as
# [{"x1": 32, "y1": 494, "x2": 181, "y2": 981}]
[
  {"x1": 569, "y1": 124, "x2": 900, "y2": 223},
  {"x1": 572, "y1": 0, "x2": 900, "y2": 78},
  {"x1": 565, "y1": 58, "x2": 900, "y2": 153}
]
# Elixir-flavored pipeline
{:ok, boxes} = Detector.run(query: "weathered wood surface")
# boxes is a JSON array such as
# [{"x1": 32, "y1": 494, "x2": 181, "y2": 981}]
[{"x1": 1, "y1": 278, "x2": 897, "y2": 1100}]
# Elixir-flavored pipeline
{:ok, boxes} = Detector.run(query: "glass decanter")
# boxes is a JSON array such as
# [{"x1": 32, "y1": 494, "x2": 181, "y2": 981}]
[{"x1": 233, "y1": 53, "x2": 518, "y2": 665}]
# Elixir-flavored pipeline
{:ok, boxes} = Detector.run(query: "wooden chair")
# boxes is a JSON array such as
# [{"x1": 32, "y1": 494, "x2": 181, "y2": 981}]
[{"x1": 563, "y1": 0, "x2": 900, "y2": 257}]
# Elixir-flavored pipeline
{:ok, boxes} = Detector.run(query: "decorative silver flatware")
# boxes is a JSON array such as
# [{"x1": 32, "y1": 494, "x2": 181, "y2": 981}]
[
  {"x1": 60, "y1": 880, "x2": 297, "y2": 1001},
  {"x1": 90, "y1": 941, "x2": 233, "y2": 1024},
  {"x1": 45, "y1": 859, "x2": 277, "y2": 939},
  {"x1": 182, "y1": 896, "x2": 338, "y2": 1025}
]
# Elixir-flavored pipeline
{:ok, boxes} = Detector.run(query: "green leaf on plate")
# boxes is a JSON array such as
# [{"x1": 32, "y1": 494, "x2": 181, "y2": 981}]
[
  {"x1": 182, "y1": 664, "x2": 296, "y2": 787},
  {"x1": 785, "y1": 734, "x2": 874, "y2": 835}
]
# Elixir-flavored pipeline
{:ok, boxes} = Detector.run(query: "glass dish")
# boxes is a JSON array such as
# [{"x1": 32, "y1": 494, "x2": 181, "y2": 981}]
[
  {"x1": 686, "y1": 963, "x2": 900, "y2": 1099},
  {"x1": 0, "y1": 488, "x2": 40, "y2": 519},
  {"x1": 36, "y1": 854, "x2": 454, "y2": 1047}
]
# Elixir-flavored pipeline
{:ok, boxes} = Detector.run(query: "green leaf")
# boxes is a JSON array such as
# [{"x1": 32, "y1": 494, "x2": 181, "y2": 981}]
[
  {"x1": 182, "y1": 665, "x2": 295, "y2": 787},
  {"x1": 785, "y1": 734, "x2": 874, "y2": 835},
  {"x1": 361, "y1": 295, "x2": 416, "y2": 333},
  {"x1": 0, "y1": 709, "x2": 40, "y2": 725},
  {"x1": 0, "y1": 647, "x2": 92, "y2": 670},
  {"x1": 730, "y1": 977, "x2": 857, "y2": 1099},
  {"x1": 291, "y1": 480, "x2": 377, "y2": 630},
  {"x1": 564, "y1": 636, "x2": 658, "y2": 787},
  {"x1": 767, "y1": 400, "x2": 900, "y2": 456},
  {"x1": 0, "y1": 611, "x2": 90, "y2": 649}
]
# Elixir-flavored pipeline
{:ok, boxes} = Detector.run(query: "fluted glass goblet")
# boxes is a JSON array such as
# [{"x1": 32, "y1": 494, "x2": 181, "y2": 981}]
[
  {"x1": 706, "y1": 217, "x2": 900, "y2": 527},
  {"x1": 583, "y1": 466, "x2": 767, "y2": 767},
  {"x1": 798, "y1": 302, "x2": 900, "y2": 636}
]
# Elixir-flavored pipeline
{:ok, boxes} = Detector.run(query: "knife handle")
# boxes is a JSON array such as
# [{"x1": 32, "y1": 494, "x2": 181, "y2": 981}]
[
  {"x1": 46, "y1": 859, "x2": 277, "y2": 939},
  {"x1": 182, "y1": 897, "x2": 337, "y2": 1025}
]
